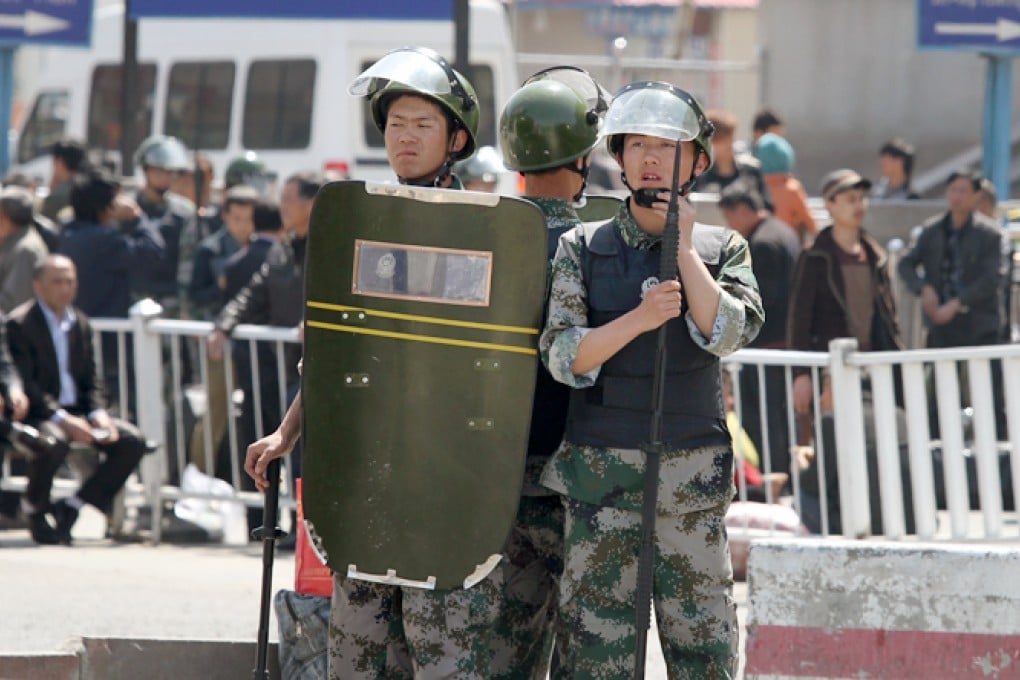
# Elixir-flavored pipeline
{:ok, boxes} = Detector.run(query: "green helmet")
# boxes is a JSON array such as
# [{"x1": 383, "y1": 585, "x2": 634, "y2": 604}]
[
  {"x1": 349, "y1": 47, "x2": 480, "y2": 161},
  {"x1": 134, "y1": 135, "x2": 190, "y2": 172},
  {"x1": 604, "y1": 81, "x2": 715, "y2": 170},
  {"x1": 453, "y1": 146, "x2": 504, "y2": 183},
  {"x1": 499, "y1": 79, "x2": 600, "y2": 173},
  {"x1": 225, "y1": 151, "x2": 269, "y2": 188}
]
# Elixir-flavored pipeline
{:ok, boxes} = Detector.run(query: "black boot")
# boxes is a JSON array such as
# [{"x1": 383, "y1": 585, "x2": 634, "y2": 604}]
[
  {"x1": 29, "y1": 511, "x2": 61, "y2": 545},
  {"x1": 51, "y1": 499, "x2": 79, "y2": 545}
]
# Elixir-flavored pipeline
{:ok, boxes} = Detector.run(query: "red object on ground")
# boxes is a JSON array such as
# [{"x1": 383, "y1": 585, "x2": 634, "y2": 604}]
[{"x1": 294, "y1": 478, "x2": 333, "y2": 598}]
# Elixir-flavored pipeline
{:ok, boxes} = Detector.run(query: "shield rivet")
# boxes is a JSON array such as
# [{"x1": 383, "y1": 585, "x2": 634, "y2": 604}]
[
  {"x1": 468, "y1": 420, "x2": 476, "y2": 427},
  {"x1": 342, "y1": 312, "x2": 349, "y2": 320},
  {"x1": 358, "y1": 313, "x2": 366, "y2": 320},
  {"x1": 361, "y1": 376, "x2": 369, "y2": 384},
  {"x1": 493, "y1": 362, "x2": 500, "y2": 369},
  {"x1": 345, "y1": 376, "x2": 352, "y2": 384}
]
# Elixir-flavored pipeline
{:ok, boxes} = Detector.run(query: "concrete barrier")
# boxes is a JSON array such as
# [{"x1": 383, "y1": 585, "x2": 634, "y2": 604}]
[
  {"x1": 745, "y1": 538, "x2": 1020, "y2": 679},
  {"x1": 0, "y1": 639, "x2": 280, "y2": 680}
]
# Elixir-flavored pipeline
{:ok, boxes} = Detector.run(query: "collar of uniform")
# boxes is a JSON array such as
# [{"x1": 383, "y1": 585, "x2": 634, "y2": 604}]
[
  {"x1": 526, "y1": 197, "x2": 579, "y2": 224},
  {"x1": 617, "y1": 202, "x2": 660, "y2": 250}
]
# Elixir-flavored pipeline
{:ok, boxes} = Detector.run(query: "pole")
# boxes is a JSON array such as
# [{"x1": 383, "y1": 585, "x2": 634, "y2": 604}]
[
  {"x1": 982, "y1": 54, "x2": 1014, "y2": 200},
  {"x1": 453, "y1": 0, "x2": 470, "y2": 76},
  {"x1": 120, "y1": 0, "x2": 138, "y2": 177},
  {"x1": 0, "y1": 46, "x2": 15, "y2": 177},
  {"x1": 633, "y1": 141, "x2": 684, "y2": 678},
  {"x1": 253, "y1": 458, "x2": 283, "y2": 679}
]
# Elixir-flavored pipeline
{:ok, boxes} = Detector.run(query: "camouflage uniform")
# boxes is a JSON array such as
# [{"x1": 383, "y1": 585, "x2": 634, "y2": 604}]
[
  {"x1": 488, "y1": 197, "x2": 577, "y2": 679},
  {"x1": 326, "y1": 175, "x2": 507, "y2": 680},
  {"x1": 540, "y1": 202, "x2": 763, "y2": 678}
]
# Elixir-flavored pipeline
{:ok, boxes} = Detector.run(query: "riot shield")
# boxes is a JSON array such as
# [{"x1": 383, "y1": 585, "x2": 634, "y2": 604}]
[
  {"x1": 576, "y1": 193, "x2": 623, "y2": 222},
  {"x1": 302, "y1": 181, "x2": 548, "y2": 591}
]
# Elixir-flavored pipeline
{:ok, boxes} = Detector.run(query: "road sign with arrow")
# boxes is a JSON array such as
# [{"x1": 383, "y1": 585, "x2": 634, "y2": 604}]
[
  {"x1": 0, "y1": 1, "x2": 92, "y2": 47},
  {"x1": 918, "y1": 0, "x2": 1020, "y2": 54}
]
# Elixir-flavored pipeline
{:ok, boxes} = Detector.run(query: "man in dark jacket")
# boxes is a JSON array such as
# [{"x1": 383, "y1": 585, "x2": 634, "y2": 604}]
[
  {"x1": 6, "y1": 255, "x2": 147, "y2": 545},
  {"x1": 719, "y1": 183, "x2": 801, "y2": 476},
  {"x1": 787, "y1": 169, "x2": 902, "y2": 433}
]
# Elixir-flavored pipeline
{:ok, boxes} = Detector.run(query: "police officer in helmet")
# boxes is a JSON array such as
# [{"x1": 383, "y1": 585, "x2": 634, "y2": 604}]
[
  {"x1": 453, "y1": 145, "x2": 504, "y2": 193},
  {"x1": 538, "y1": 81, "x2": 763, "y2": 676}
]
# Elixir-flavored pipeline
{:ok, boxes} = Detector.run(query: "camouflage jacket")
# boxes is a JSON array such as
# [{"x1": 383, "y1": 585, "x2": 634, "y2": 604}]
[{"x1": 539, "y1": 202, "x2": 764, "y2": 516}]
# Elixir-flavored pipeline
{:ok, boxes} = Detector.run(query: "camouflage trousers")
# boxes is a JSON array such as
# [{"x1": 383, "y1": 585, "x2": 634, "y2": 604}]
[
  {"x1": 488, "y1": 493, "x2": 565, "y2": 680},
  {"x1": 554, "y1": 497, "x2": 738, "y2": 680},
  {"x1": 328, "y1": 567, "x2": 503, "y2": 679}
]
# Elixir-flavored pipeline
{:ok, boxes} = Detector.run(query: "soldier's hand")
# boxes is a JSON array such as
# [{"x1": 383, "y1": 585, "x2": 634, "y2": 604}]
[
  {"x1": 245, "y1": 430, "x2": 294, "y2": 493},
  {"x1": 635, "y1": 279, "x2": 682, "y2": 332},
  {"x1": 207, "y1": 329, "x2": 228, "y2": 361}
]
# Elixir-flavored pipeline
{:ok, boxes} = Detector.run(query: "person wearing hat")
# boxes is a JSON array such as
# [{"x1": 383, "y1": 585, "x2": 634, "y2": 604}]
[
  {"x1": 754, "y1": 132, "x2": 816, "y2": 244},
  {"x1": 244, "y1": 47, "x2": 487, "y2": 679},
  {"x1": 129, "y1": 134, "x2": 197, "y2": 318},
  {"x1": 491, "y1": 66, "x2": 608, "y2": 678},
  {"x1": 538, "y1": 80, "x2": 763, "y2": 677},
  {"x1": 453, "y1": 145, "x2": 505, "y2": 193},
  {"x1": 787, "y1": 169, "x2": 903, "y2": 420}
]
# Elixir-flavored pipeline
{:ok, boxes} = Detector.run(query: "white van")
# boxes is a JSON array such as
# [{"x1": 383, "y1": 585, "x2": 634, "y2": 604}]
[{"x1": 14, "y1": 0, "x2": 518, "y2": 186}]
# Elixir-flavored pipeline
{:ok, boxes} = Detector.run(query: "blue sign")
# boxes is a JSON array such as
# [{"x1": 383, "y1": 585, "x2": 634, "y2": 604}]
[
  {"x1": 0, "y1": 0, "x2": 92, "y2": 47},
  {"x1": 131, "y1": 0, "x2": 452, "y2": 20},
  {"x1": 918, "y1": 0, "x2": 1020, "y2": 54}
]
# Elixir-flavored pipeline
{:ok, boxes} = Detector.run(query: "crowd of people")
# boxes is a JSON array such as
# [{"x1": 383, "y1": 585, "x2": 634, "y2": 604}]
[{"x1": 0, "y1": 45, "x2": 1015, "y2": 678}]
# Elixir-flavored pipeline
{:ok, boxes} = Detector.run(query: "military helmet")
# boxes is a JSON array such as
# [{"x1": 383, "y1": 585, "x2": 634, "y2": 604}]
[
  {"x1": 523, "y1": 65, "x2": 612, "y2": 121},
  {"x1": 134, "y1": 135, "x2": 190, "y2": 172},
  {"x1": 453, "y1": 146, "x2": 504, "y2": 183},
  {"x1": 349, "y1": 47, "x2": 479, "y2": 160},
  {"x1": 499, "y1": 79, "x2": 600, "y2": 173},
  {"x1": 604, "y1": 81, "x2": 715, "y2": 170},
  {"x1": 225, "y1": 151, "x2": 269, "y2": 188}
]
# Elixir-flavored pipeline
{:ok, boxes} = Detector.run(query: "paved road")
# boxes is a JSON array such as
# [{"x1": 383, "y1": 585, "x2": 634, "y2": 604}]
[{"x1": 0, "y1": 505, "x2": 747, "y2": 677}]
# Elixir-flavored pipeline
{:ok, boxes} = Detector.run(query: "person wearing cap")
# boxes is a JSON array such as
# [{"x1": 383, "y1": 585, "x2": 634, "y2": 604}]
[
  {"x1": 872, "y1": 138, "x2": 919, "y2": 201},
  {"x1": 787, "y1": 169, "x2": 903, "y2": 420},
  {"x1": 718, "y1": 183, "x2": 801, "y2": 477},
  {"x1": 490, "y1": 66, "x2": 608, "y2": 678},
  {"x1": 754, "y1": 132, "x2": 816, "y2": 244},
  {"x1": 539, "y1": 80, "x2": 763, "y2": 677},
  {"x1": 129, "y1": 134, "x2": 197, "y2": 318},
  {"x1": 897, "y1": 169, "x2": 1008, "y2": 436},
  {"x1": 243, "y1": 48, "x2": 488, "y2": 679}
]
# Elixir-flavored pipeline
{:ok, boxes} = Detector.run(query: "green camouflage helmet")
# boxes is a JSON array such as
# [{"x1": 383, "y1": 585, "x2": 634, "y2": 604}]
[
  {"x1": 499, "y1": 79, "x2": 599, "y2": 173},
  {"x1": 134, "y1": 135, "x2": 190, "y2": 172},
  {"x1": 349, "y1": 47, "x2": 479, "y2": 160},
  {"x1": 604, "y1": 81, "x2": 715, "y2": 170}
]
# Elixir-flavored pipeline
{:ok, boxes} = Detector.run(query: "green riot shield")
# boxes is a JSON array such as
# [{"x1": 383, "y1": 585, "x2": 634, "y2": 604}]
[
  {"x1": 575, "y1": 193, "x2": 623, "y2": 222},
  {"x1": 302, "y1": 181, "x2": 548, "y2": 591}
]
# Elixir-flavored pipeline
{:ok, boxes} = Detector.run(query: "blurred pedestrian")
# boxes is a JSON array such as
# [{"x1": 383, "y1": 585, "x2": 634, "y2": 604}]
[
  {"x1": 752, "y1": 108, "x2": 784, "y2": 142},
  {"x1": 718, "y1": 183, "x2": 801, "y2": 477},
  {"x1": 872, "y1": 138, "x2": 919, "y2": 201},
  {"x1": 755, "y1": 132, "x2": 816, "y2": 244},
  {"x1": 42, "y1": 138, "x2": 89, "y2": 223},
  {"x1": 695, "y1": 109, "x2": 772, "y2": 210},
  {"x1": 0, "y1": 187, "x2": 51, "y2": 313},
  {"x1": 453, "y1": 145, "x2": 505, "y2": 193},
  {"x1": 3, "y1": 173, "x2": 60, "y2": 252}
]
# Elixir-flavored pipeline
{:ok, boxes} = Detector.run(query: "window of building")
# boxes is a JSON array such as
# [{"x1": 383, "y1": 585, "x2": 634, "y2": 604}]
[
  {"x1": 243, "y1": 59, "x2": 316, "y2": 150},
  {"x1": 17, "y1": 91, "x2": 69, "y2": 164},
  {"x1": 164, "y1": 61, "x2": 235, "y2": 150},
  {"x1": 87, "y1": 63, "x2": 157, "y2": 154}
]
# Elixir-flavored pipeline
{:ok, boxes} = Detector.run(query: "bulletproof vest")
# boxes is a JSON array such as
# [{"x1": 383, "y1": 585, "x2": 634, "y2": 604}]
[
  {"x1": 527, "y1": 219, "x2": 575, "y2": 460},
  {"x1": 565, "y1": 219, "x2": 729, "y2": 449}
]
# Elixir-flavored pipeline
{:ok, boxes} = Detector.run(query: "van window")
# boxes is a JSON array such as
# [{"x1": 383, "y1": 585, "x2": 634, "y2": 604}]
[
  {"x1": 164, "y1": 61, "x2": 235, "y2": 150},
  {"x1": 87, "y1": 63, "x2": 157, "y2": 154},
  {"x1": 17, "y1": 91, "x2": 69, "y2": 164},
  {"x1": 243, "y1": 59, "x2": 316, "y2": 150},
  {"x1": 360, "y1": 63, "x2": 495, "y2": 152}
]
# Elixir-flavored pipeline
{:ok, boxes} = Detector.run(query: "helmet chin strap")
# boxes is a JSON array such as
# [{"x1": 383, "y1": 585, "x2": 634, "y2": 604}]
[
  {"x1": 619, "y1": 146, "x2": 702, "y2": 200},
  {"x1": 565, "y1": 157, "x2": 590, "y2": 204}
]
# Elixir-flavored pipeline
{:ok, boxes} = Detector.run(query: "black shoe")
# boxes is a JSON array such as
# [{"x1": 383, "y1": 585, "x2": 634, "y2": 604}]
[
  {"x1": 52, "y1": 500, "x2": 79, "y2": 545},
  {"x1": 29, "y1": 512, "x2": 61, "y2": 545}
]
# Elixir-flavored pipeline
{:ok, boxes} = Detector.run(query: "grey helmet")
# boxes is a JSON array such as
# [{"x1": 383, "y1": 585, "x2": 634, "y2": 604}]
[{"x1": 134, "y1": 135, "x2": 191, "y2": 172}]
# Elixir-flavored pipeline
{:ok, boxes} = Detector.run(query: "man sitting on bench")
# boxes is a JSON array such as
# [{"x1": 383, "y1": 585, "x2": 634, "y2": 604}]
[{"x1": 6, "y1": 255, "x2": 146, "y2": 545}]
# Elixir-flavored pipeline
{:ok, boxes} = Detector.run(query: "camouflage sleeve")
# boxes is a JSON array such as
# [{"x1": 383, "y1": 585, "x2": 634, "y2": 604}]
[
  {"x1": 539, "y1": 232, "x2": 600, "y2": 389},
  {"x1": 686, "y1": 230, "x2": 764, "y2": 356}
]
